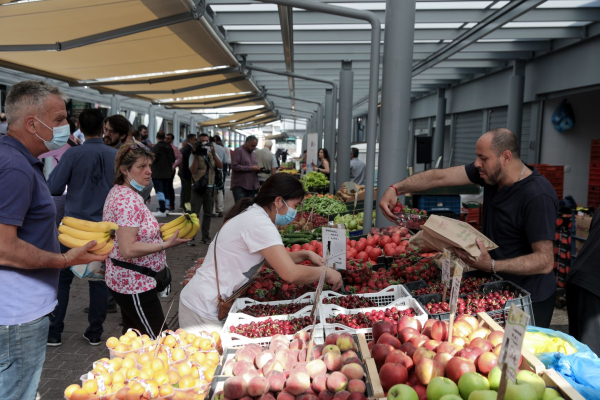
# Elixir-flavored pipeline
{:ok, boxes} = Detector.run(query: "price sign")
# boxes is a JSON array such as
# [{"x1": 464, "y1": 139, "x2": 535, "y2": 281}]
[
  {"x1": 448, "y1": 263, "x2": 463, "y2": 316},
  {"x1": 441, "y1": 249, "x2": 452, "y2": 284},
  {"x1": 499, "y1": 305, "x2": 530, "y2": 383},
  {"x1": 323, "y1": 227, "x2": 347, "y2": 270}
]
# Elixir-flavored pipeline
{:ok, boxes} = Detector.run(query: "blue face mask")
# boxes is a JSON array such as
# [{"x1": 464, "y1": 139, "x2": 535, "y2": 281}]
[
  {"x1": 35, "y1": 117, "x2": 70, "y2": 151},
  {"x1": 275, "y1": 199, "x2": 297, "y2": 226},
  {"x1": 127, "y1": 172, "x2": 146, "y2": 192}
]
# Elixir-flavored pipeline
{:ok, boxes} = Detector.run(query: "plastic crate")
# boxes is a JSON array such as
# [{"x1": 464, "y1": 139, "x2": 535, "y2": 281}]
[
  {"x1": 320, "y1": 298, "x2": 428, "y2": 341},
  {"x1": 477, "y1": 281, "x2": 535, "y2": 326},
  {"x1": 349, "y1": 229, "x2": 364, "y2": 237},
  {"x1": 319, "y1": 285, "x2": 410, "y2": 308},
  {"x1": 230, "y1": 292, "x2": 315, "y2": 317},
  {"x1": 221, "y1": 313, "x2": 324, "y2": 349},
  {"x1": 403, "y1": 271, "x2": 501, "y2": 297},
  {"x1": 416, "y1": 195, "x2": 461, "y2": 214}
]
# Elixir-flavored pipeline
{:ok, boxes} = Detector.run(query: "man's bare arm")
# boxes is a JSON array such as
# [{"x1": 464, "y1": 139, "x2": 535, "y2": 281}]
[{"x1": 494, "y1": 240, "x2": 554, "y2": 275}]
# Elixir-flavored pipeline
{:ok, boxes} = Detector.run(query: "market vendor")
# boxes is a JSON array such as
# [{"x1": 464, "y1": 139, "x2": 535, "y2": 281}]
[
  {"x1": 380, "y1": 128, "x2": 558, "y2": 328},
  {"x1": 179, "y1": 173, "x2": 343, "y2": 333}
]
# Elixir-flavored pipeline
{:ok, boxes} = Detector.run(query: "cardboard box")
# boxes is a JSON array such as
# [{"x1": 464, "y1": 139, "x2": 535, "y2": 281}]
[
  {"x1": 575, "y1": 215, "x2": 592, "y2": 239},
  {"x1": 575, "y1": 239, "x2": 585, "y2": 256}
]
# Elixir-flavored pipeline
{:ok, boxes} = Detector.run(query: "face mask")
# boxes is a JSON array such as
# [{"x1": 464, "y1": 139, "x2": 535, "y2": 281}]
[
  {"x1": 275, "y1": 199, "x2": 297, "y2": 226},
  {"x1": 34, "y1": 117, "x2": 70, "y2": 151},
  {"x1": 127, "y1": 172, "x2": 145, "y2": 192}
]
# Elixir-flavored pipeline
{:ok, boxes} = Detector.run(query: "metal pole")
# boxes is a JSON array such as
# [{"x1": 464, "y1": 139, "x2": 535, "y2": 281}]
[
  {"x1": 329, "y1": 85, "x2": 338, "y2": 195},
  {"x1": 432, "y1": 88, "x2": 446, "y2": 167},
  {"x1": 323, "y1": 88, "x2": 334, "y2": 194},
  {"x1": 173, "y1": 113, "x2": 180, "y2": 146},
  {"x1": 148, "y1": 106, "x2": 157, "y2": 144},
  {"x1": 266, "y1": 92, "x2": 321, "y2": 105},
  {"x1": 110, "y1": 95, "x2": 120, "y2": 116},
  {"x1": 375, "y1": 0, "x2": 417, "y2": 229},
  {"x1": 316, "y1": 104, "x2": 323, "y2": 151},
  {"x1": 407, "y1": 120, "x2": 415, "y2": 169},
  {"x1": 507, "y1": 59, "x2": 525, "y2": 143},
  {"x1": 189, "y1": 116, "x2": 196, "y2": 137},
  {"x1": 337, "y1": 60, "x2": 354, "y2": 190}
]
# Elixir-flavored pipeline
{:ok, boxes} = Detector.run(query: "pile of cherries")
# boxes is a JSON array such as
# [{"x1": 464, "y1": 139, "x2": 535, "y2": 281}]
[
  {"x1": 229, "y1": 316, "x2": 315, "y2": 338},
  {"x1": 325, "y1": 307, "x2": 418, "y2": 329},
  {"x1": 321, "y1": 295, "x2": 377, "y2": 309},
  {"x1": 424, "y1": 289, "x2": 519, "y2": 316},
  {"x1": 342, "y1": 266, "x2": 399, "y2": 294},
  {"x1": 411, "y1": 277, "x2": 496, "y2": 297},
  {"x1": 239, "y1": 302, "x2": 313, "y2": 317}
]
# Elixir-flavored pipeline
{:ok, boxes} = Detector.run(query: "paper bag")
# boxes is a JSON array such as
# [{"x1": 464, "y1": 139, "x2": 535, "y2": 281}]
[
  {"x1": 421, "y1": 214, "x2": 498, "y2": 261},
  {"x1": 408, "y1": 230, "x2": 436, "y2": 252}
]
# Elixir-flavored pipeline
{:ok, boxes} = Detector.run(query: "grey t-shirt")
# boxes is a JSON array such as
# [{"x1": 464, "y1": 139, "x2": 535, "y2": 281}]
[{"x1": 350, "y1": 157, "x2": 366, "y2": 185}]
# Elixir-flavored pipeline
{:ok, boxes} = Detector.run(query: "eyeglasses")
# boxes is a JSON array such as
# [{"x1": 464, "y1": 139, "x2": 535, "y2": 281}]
[{"x1": 103, "y1": 127, "x2": 120, "y2": 135}]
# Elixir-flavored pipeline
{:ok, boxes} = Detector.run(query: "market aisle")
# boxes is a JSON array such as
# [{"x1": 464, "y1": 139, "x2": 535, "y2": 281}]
[{"x1": 38, "y1": 183, "x2": 235, "y2": 400}]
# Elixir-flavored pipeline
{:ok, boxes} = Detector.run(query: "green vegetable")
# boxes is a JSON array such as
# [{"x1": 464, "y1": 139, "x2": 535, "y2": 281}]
[
  {"x1": 301, "y1": 172, "x2": 329, "y2": 191},
  {"x1": 284, "y1": 225, "x2": 295, "y2": 235},
  {"x1": 284, "y1": 233, "x2": 313, "y2": 238},
  {"x1": 286, "y1": 238, "x2": 311, "y2": 245},
  {"x1": 301, "y1": 195, "x2": 348, "y2": 216}
]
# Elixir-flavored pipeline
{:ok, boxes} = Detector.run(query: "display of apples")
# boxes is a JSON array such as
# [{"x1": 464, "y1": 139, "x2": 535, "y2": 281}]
[{"x1": 217, "y1": 333, "x2": 368, "y2": 400}]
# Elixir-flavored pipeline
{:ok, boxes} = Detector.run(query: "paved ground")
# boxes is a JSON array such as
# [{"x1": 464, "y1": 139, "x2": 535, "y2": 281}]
[{"x1": 37, "y1": 179, "x2": 570, "y2": 399}]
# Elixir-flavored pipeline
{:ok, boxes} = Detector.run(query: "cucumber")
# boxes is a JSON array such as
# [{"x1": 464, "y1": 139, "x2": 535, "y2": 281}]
[
  {"x1": 284, "y1": 233, "x2": 314, "y2": 239},
  {"x1": 287, "y1": 238, "x2": 311, "y2": 245}
]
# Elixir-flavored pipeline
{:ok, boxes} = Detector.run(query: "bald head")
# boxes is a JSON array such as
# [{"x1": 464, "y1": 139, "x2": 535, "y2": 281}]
[{"x1": 482, "y1": 128, "x2": 520, "y2": 159}]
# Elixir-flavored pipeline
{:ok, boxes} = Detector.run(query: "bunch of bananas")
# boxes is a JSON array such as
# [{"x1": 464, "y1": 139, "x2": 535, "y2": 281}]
[
  {"x1": 279, "y1": 168, "x2": 298, "y2": 174},
  {"x1": 160, "y1": 213, "x2": 199, "y2": 241},
  {"x1": 58, "y1": 217, "x2": 118, "y2": 255}
]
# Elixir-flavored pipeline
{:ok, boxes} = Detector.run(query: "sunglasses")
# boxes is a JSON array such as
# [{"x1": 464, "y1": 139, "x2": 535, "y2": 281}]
[{"x1": 120, "y1": 143, "x2": 153, "y2": 163}]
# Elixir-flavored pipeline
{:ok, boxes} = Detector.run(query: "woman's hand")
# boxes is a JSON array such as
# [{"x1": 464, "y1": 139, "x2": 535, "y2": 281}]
[
  {"x1": 311, "y1": 162, "x2": 317, "y2": 169},
  {"x1": 163, "y1": 230, "x2": 191, "y2": 249},
  {"x1": 306, "y1": 251, "x2": 324, "y2": 266},
  {"x1": 326, "y1": 268, "x2": 343, "y2": 291}
]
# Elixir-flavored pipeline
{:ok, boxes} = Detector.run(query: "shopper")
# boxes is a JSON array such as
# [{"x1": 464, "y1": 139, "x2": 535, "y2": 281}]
[
  {"x1": 212, "y1": 135, "x2": 227, "y2": 217},
  {"x1": 104, "y1": 115, "x2": 128, "y2": 150},
  {"x1": 350, "y1": 147, "x2": 366, "y2": 185},
  {"x1": 256, "y1": 139, "x2": 277, "y2": 187},
  {"x1": 138, "y1": 124, "x2": 153, "y2": 148},
  {"x1": 72, "y1": 117, "x2": 84, "y2": 144},
  {"x1": 179, "y1": 134, "x2": 196, "y2": 212},
  {"x1": 165, "y1": 133, "x2": 182, "y2": 212},
  {"x1": 189, "y1": 133, "x2": 223, "y2": 245},
  {"x1": 311, "y1": 148, "x2": 331, "y2": 179},
  {"x1": 231, "y1": 135, "x2": 260, "y2": 203},
  {"x1": 104, "y1": 142, "x2": 188, "y2": 338},
  {"x1": 0, "y1": 113, "x2": 7, "y2": 134},
  {"x1": 179, "y1": 174, "x2": 343, "y2": 333},
  {"x1": 0, "y1": 80, "x2": 106, "y2": 400},
  {"x1": 380, "y1": 128, "x2": 558, "y2": 327},
  {"x1": 151, "y1": 131, "x2": 175, "y2": 218},
  {"x1": 46, "y1": 108, "x2": 118, "y2": 347},
  {"x1": 217, "y1": 136, "x2": 231, "y2": 176},
  {"x1": 566, "y1": 211, "x2": 600, "y2": 354}
]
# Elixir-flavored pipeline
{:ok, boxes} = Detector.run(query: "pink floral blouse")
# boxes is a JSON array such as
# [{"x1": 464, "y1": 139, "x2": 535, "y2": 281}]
[{"x1": 103, "y1": 185, "x2": 166, "y2": 294}]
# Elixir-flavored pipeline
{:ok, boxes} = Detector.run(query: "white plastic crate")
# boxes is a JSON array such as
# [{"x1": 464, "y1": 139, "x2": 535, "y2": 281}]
[
  {"x1": 230, "y1": 292, "x2": 315, "y2": 317},
  {"x1": 221, "y1": 313, "x2": 324, "y2": 349},
  {"x1": 320, "y1": 297, "x2": 429, "y2": 341},
  {"x1": 320, "y1": 285, "x2": 410, "y2": 308}
]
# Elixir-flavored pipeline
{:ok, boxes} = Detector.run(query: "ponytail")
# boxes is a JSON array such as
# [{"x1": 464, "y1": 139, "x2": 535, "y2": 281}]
[{"x1": 224, "y1": 198, "x2": 254, "y2": 222}]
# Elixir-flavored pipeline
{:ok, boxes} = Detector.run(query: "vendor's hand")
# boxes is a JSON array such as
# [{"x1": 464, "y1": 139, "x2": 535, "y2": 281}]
[
  {"x1": 64, "y1": 241, "x2": 110, "y2": 267},
  {"x1": 452, "y1": 239, "x2": 492, "y2": 272},
  {"x1": 306, "y1": 251, "x2": 324, "y2": 266},
  {"x1": 252, "y1": 166, "x2": 261, "y2": 172},
  {"x1": 380, "y1": 186, "x2": 401, "y2": 222},
  {"x1": 163, "y1": 231, "x2": 191, "y2": 249},
  {"x1": 326, "y1": 268, "x2": 343, "y2": 291}
]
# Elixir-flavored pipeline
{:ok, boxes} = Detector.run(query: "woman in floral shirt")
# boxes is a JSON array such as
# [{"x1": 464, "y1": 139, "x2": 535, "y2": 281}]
[{"x1": 104, "y1": 142, "x2": 188, "y2": 338}]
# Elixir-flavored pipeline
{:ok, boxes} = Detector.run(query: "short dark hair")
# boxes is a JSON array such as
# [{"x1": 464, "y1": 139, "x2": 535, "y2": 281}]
[
  {"x1": 488, "y1": 128, "x2": 520, "y2": 158},
  {"x1": 246, "y1": 135, "x2": 258, "y2": 143},
  {"x1": 215, "y1": 135, "x2": 222, "y2": 142},
  {"x1": 79, "y1": 108, "x2": 104, "y2": 137},
  {"x1": 137, "y1": 124, "x2": 148, "y2": 131},
  {"x1": 351, "y1": 148, "x2": 359, "y2": 158},
  {"x1": 187, "y1": 134, "x2": 197, "y2": 141},
  {"x1": 156, "y1": 131, "x2": 166, "y2": 140},
  {"x1": 166, "y1": 133, "x2": 174, "y2": 140},
  {"x1": 132, "y1": 130, "x2": 141, "y2": 141},
  {"x1": 0, "y1": 115, "x2": 7, "y2": 122},
  {"x1": 209, "y1": 136, "x2": 216, "y2": 143},
  {"x1": 106, "y1": 115, "x2": 129, "y2": 139},
  {"x1": 199, "y1": 132, "x2": 209, "y2": 139}
]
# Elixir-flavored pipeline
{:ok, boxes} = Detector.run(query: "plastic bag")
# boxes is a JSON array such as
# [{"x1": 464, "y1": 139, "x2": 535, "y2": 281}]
[
  {"x1": 524, "y1": 328, "x2": 580, "y2": 357},
  {"x1": 70, "y1": 261, "x2": 105, "y2": 280}
]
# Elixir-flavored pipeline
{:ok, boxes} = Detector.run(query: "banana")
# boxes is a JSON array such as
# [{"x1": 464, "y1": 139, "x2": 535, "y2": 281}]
[
  {"x1": 58, "y1": 225, "x2": 110, "y2": 241},
  {"x1": 62, "y1": 217, "x2": 118, "y2": 233},
  {"x1": 177, "y1": 220, "x2": 194, "y2": 238},
  {"x1": 58, "y1": 234, "x2": 111, "y2": 251},
  {"x1": 161, "y1": 220, "x2": 188, "y2": 237},
  {"x1": 91, "y1": 239, "x2": 114, "y2": 255},
  {"x1": 183, "y1": 218, "x2": 200, "y2": 239},
  {"x1": 160, "y1": 214, "x2": 190, "y2": 232}
]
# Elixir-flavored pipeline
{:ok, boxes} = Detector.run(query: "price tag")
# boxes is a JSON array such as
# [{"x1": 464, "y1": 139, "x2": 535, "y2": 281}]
[
  {"x1": 499, "y1": 305, "x2": 530, "y2": 383},
  {"x1": 448, "y1": 263, "x2": 463, "y2": 316},
  {"x1": 323, "y1": 227, "x2": 347, "y2": 270},
  {"x1": 441, "y1": 249, "x2": 452, "y2": 285}
]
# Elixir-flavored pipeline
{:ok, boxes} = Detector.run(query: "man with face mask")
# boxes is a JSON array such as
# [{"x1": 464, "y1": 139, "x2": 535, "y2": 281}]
[
  {"x1": 379, "y1": 128, "x2": 558, "y2": 328},
  {"x1": 0, "y1": 81, "x2": 107, "y2": 399}
]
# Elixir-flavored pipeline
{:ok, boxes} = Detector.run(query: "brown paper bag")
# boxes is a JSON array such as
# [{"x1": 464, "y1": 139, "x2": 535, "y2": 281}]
[
  {"x1": 408, "y1": 230, "x2": 436, "y2": 252},
  {"x1": 421, "y1": 214, "x2": 498, "y2": 261}
]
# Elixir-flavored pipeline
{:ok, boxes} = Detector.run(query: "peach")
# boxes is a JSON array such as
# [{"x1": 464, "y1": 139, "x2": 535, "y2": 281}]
[
  {"x1": 247, "y1": 377, "x2": 270, "y2": 397},
  {"x1": 318, "y1": 390, "x2": 335, "y2": 400},
  {"x1": 327, "y1": 371, "x2": 348, "y2": 393},
  {"x1": 286, "y1": 372, "x2": 311, "y2": 396},
  {"x1": 240, "y1": 369, "x2": 259, "y2": 384},
  {"x1": 336, "y1": 335, "x2": 354, "y2": 352},
  {"x1": 277, "y1": 391, "x2": 296, "y2": 400},
  {"x1": 323, "y1": 351, "x2": 343, "y2": 372},
  {"x1": 325, "y1": 334, "x2": 340, "y2": 346},
  {"x1": 322, "y1": 345, "x2": 341, "y2": 356},
  {"x1": 306, "y1": 360, "x2": 327, "y2": 379},
  {"x1": 347, "y1": 380, "x2": 366, "y2": 394},
  {"x1": 224, "y1": 376, "x2": 248, "y2": 399},
  {"x1": 256, "y1": 351, "x2": 274, "y2": 369},
  {"x1": 233, "y1": 360, "x2": 255, "y2": 376},
  {"x1": 340, "y1": 363, "x2": 364, "y2": 381},
  {"x1": 333, "y1": 391, "x2": 350, "y2": 400},
  {"x1": 312, "y1": 374, "x2": 329, "y2": 394},
  {"x1": 266, "y1": 370, "x2": 286, "y2": 392},
  {"x1": 340, "y1": 351, "x2": 358, "y2": 364}
]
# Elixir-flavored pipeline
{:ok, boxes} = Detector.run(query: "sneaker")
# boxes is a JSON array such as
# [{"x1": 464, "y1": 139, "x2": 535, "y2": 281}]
[
  {"x1": 201, "y1": 236, "x2": 212, "y2": 244},
  {"x1": 47, "y1": 337, "x2": 62, "y2": 347},
  {"x1": 83, "y1": 334, "x2": 101, "y2": 346},
  {"x1": 152, "y1": 211, "x2": 168, "y2": 218},
  {"x1": 218, "y1": 212, "x2": 223, "y2": 217},
  {"x1": 212, "y1": 213, "x2": 218, "y2": 218},
  {"x1": 187, "y1": 240, "x2": 196, "y2": 247}
]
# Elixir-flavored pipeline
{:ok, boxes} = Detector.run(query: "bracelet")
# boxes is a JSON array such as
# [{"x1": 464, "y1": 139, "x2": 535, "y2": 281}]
[
  {"x1": 61, "y1": 253, "x2": 69, "y2": 268},
  {"x1": 389, "y1": 185, "x2": 400, "y2": 196},
  {"x1": 491, "y1": 259, "x2": 496, "y2": 274}
]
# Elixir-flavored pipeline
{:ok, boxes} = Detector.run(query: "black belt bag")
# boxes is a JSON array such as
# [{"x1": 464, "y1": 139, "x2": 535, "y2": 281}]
[{"x1": 110, "y1": 258, "x2": 171, "y2": 292}]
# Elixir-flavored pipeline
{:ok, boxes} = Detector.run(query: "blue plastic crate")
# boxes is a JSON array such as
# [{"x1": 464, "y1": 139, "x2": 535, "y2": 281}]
[{"x1": 417, "y1": 195, "x2": 461, "y2": 214}]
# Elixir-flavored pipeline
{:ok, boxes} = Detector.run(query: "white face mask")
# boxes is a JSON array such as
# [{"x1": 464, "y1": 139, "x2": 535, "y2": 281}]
[{"x1": 34, "y1": 117, "x2": 70, "y2": 151}]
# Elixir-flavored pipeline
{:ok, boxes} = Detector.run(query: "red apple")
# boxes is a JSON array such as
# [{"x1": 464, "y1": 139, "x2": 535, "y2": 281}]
[
  {"x1": 397, "y1": 316, "x2": 422, "y2": 333},
  {"x1": 455, "y1": 314, "x2": 479, "y2": 332},
  {"x1": 470, "y1": 338, "x2": 493, "y2": 353},
  {"x1": 372, "y1": 321, "x2": 395, "y2": 344},
  {"x1": 492, "y1": 344, "x2": 501, "y2": 356},
  {"x1": 468, "y1": 328, "x2": 491, "y2": 342},
  {"x1": 398, "y1": 327, "x2": 420, "y2": 344},
  {"x1": 431, "y1": 321, "x2": 449, "y2": 342},
  {"x1": 412, "y1": 347, "x2": 435, "y2": 365},
  {"x1": 371, "y1": 344, "x2": 394, "y2": 370},
  {"x1": 451, "y1": 336, "x2": 470, "y2": 348},
  {"x1": 378, "y1": 363, "x2": 408, "y2": 392},
  {"x1": 433, "y1": 352, "x2": 453, "y2": 369},
  {"x1": 407, "y1": 372, "x2": 419, "y2": 387},
  {"x1": 409, "y1": 335, "x2": 428, "y2": 349},
  {"x1": 422, "y1": 327, "x2": 433, "y2": 340},
  {"x1": 436, "y1": 342, "x2": 460, "y2": 356},
  {"x1": 377, "y1": 333, "x2": 401, "y2": 349},
  {"x1": 452, "y1": 320, "x2": 473, "y2": 338},
  {"x1": 414, "y1": 358, "x2": 445, "y2": 386},
  {"x1": 458, "y1": 347, "x2": 484, "y2": 365},
  {"x1": 487, "y1": 331, "x2": 504, "y2": 347},
  {"x1": 399, "y1": 342, "x2": 417, "y2": 359},
  {"x1": 445, "y1": 357, "x2": 476, "y2": 383},
  {"x1": 477, "y1": 352, "x2": 498, "y2": 375},
  {"x1": 385, "y1": 350, "x2": 414, "y2": 371},
  {"x1": 424, "y1": 340, "x2": 441, "y2": 352},
  {"x1": 412, "y1": 384, "x2": 427, "y2": 400}
]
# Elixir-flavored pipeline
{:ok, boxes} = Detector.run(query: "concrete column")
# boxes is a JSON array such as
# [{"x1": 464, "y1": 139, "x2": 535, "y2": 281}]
[
  {"x1": 336, "y1": 60, "x2": 354, "y2": 190},
  {"x1": 323, "y1": 89, "x2": 333, "y2": 187},
  {"x1": 189, "y1": 116, "x2": 197, "y2": 138},
  {"x1": 375, "y1": 0, "x2": 417, "y2": 228},
  {"x1": 407, "y1": 120, "x2": 415, "y2": 169},
  {"x1": 173, "y1": 113, "x2": 180, "y2": 146},
  {"x1": 316, "y1": 104, "x2": 323, "y2": 149},
  {"x1": 148, "y1": 106, "x2": 156, "y2": 143},
  {"x1": 507, "y1": 60, "x2": 526, "y2": 142},
  {"x1": 110, "y1": 95, "x2": 120, "y2": 116},
  {"x1": 326, "y1": 87, "x2": 338, "y2": 194},
  {"x1": 432, "y1": 88, "x2": 446, "y2": 168}
]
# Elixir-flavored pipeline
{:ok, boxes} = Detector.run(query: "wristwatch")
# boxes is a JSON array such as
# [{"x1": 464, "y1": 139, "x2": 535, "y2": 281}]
[{"x1": 491, "y1": 259, "x2": 496, "y2": 274}]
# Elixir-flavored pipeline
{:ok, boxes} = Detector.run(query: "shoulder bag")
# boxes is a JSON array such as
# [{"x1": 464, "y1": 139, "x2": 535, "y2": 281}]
[
  {"x1": 213, "y1": 232, "x2": 263, "y2": 321},
  {"x1": 110, "y1": 258, "x2": 172, "y2": 292}
]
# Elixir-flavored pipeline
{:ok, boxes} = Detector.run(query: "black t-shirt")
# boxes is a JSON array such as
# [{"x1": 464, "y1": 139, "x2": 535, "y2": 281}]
[
  {"x1": 566, "y1": 212, "x2": 600, "y2": 297},
  {"x1": 465, "y1": 163, "x2": 559, "y2": 302}
]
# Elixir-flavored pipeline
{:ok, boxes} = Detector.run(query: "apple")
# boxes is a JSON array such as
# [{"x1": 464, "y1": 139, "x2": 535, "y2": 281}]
[
  {"x1": 516, "y1": 370, "x2": 546, "y2": 400},
  {"x1": 399, "y1": 342, "x2": 417, "y2": 358},
  {"x1": 468, "y1": 390, "x2": 498, "y2": 400},
  {"x1": 457, "y1": 372, "x2": 490, "y2": 400},
  {"x1": 379, "y1": 363, "x2": 408, "y2": 392},
  {"x1": 476, "y1": 352, "x2": 498, "y2": 376},
  {"x1": 445, "y1": 357, "x2": 476, "y2": 384},
  {"x1": 378, "y1": 333, "x2": 401, "y2": 349},
  {"x1": 323, "y1": 345, "x2": 341, "y2": 356},
  {"x1": 386, "y1": 384, "x2": 418, "y2": 400},
  {"x1": 453, "y1": 321, "x2": 474, "y2": 339},
  {"x1": 458, "y1": 348, "x2": 483, "y2": 365},
  {"x1": 456, "y1": 315, "x2": 479, "y2": 332},
  {"x1": 487, "y1": 367, "x2": 501, "y2": 391},
  {"x1": 468, "y1": 328, "x2": 491, "y2": 342},
  {"x1": 437, "y1": 342, "x2": 461, "y2": 356},
  {"x1": 470, "y1": 338, "x2": 493, "y2": 353},
  {"x1": 414, "y1": 358, "x2": 445, "y2": 386},
  {"x1": 425, "y1": 340, "x2": 442, "y2": 352},
  {"x1": 487, "y1": 331, "x2": 504, "y2": 347},
  {"x1": 385, "y1": 350, "x2": 414, "y2": 371},
  {"x1": 452, "y1": 336, "x2": 470, "y2": 348},
  {"x1": 373, "y1": 320, "x2": 395, "y2": 343},
  {"x1": 439, "y1": 396, "x2": 463, "y2": 400},
  {"x1": 412, "y1": 347, "x2": 435, "y2": 365},
  {"x1": 397, "y1": 316, "x2": 422, "y2": 333},
  {"x1": 398, "y1": 328, "x2": 421, "y2": 344},
  {"x1": 434, "y1": 352, "x2": 453, "y2": 369},
  {"x1": 422, "y1": 327, "x2": 433, "y2": 340},
  {"x1": 371, "y1": 344, "x2": 394, "y2": 370},
  {"x1": 492, "y1": 345, "x2": 501, "y2": 357},
  {"x1": 426, "y1": 377, "x2": 459, "y2": 400},
  {"x1": 409, "y1": 335, "x2": 429, "y2": 349},
  {"x1": 505, "y1": 381, "x2": 538, "y2": 400},
  {"x1": 432, "y1": 321, "x2": 449, "y2": 342},
  {"x1": 542, "y1": 388, "x2": 561, "y2": 400}
]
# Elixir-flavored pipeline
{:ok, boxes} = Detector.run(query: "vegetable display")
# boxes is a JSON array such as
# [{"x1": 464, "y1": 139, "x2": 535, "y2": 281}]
[
  {"x1": 301, "y1": 194, "x2": 348, "y2": 216},
  {"x1": 302, "y1": 171, "x2": 330, "y2": 191},
  {"x1": 334, "y1": 211, "x2": 376, "y2": 232}
]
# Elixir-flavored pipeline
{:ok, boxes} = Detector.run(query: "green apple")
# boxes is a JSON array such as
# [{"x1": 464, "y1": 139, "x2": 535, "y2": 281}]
[
  {"x1": 458, "y1": 372, "x2": 490, "y2": 400},
  {"x1": 468, "y1": 390, "x2": 498, "y2": 400},
  {"x1": 505, "y1": 381, "x2": 538, "y2": 400},
  {"x1": 387, "y1": 384, "x2": 418, "y2": 400},
  {"x1": 440, "y1": 396, "x2": 464, "y2": 400},
  {"x1": 517, "y1": 370, "x2": 546, "y2": 400},
  {"x1": 542, "y1": 388, "x2": 562, "y2": 400},
  {"x1": 427, "y1": 377, "x2": 459, "y2": 400},
  {"x1": 487, "y1": 366, "x2": 502, "y2": 391}
]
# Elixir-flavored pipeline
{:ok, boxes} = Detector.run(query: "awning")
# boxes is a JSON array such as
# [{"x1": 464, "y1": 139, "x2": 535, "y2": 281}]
[{"x1": 200, "y1": 109, "x2": 274, "y2": 127}]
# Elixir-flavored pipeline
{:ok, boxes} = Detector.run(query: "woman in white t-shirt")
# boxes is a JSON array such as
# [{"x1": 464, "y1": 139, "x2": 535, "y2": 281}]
[{"x1": 179, "y1": 174, "x2": 343, "y2": 333}]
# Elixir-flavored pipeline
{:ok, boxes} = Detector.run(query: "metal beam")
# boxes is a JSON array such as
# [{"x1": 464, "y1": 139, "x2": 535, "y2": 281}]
[
  {"x1": 432, "y1": 88, "x2": 446, "y2": 166},
  {"x1": 155, "y1": 92, "x2": 259, "y2": 106},
  {"x1": 336, "y1": 60, "x2": 353, "y2": 190},
  {"x1": 265, "y1": 92, "x2": 322, "y2": 105},
  {"x1": 100, "y1": 75, "x2": 247, "y2": 95},
  {"x1": 276, "y1": 106, "x2": 315, "y2": 115},
  {"x1": 166, "y1": 96, "x2": 264, "y2": 109},
  {"x1": 277, "y1": 5, "x2": 296, "y2": 108}
]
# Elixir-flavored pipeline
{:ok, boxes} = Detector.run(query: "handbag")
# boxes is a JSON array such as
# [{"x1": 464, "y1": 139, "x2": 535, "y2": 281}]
[
  {"x1": 110, "y1": 258, "x2": 172, "y2": 292},
  {"x1": 213, "y1": 232, "x2": 263, "y2": 321}
]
